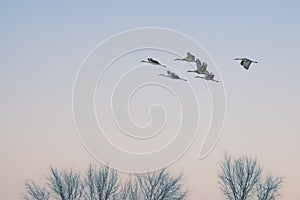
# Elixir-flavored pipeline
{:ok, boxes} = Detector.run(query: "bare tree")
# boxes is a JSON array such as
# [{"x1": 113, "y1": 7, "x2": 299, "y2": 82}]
[
  {"x1": 47, "y1": 167, "x2": 83, "y2": 200},
  {"x1": 84, "y1": 166, "x2": 95, "y2": 200},
  {"x1": 218, "y1": 153, "x2": 262, "y2": 200},
  {"x1": 24, "y1": 166, "x2": 187, "y2": 200},
  {"x1": 24, "y1": 180, "x2": 50, "y2": 200},
  {"x1": 135, "y1": 169, "x2": 187, "y2": 200},
  {"x1": 256, "y1": 175, "x2": 282, "y2": 200},
  {"x1": 83, "y1": 165, "x2": 119, "y2": 200},
  {"x1": 117, "y1": 177, "x2": 141, "y2": 200}
]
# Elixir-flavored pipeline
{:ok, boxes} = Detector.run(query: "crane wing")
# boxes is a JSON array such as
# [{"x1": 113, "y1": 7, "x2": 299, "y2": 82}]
[
  {"x1": 148, "y1": 58, "x2": 160, "y2": 65},
  {"x1": 187, "y1": 52, "x2": 195, "y2": 61},
  {"x1": 196, "y1": 59, "x2": 202, "y2": 70},
  {"x1": 200, "y1": 62, "x2": 208, "y2": 72},
  {"x1": 241, "y1": 60, "x2": 251, "y2": 70}
]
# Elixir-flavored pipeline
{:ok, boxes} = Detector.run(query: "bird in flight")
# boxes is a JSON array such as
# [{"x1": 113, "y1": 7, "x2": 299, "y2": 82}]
[
  {"x1": 141, "y1": 57, "x2": 166, "y2": 67},
  {"x1": 234, "y1": 57, "x2": 258, "y2": 70},
  {"x1": 159, "y1": 70, "x2": 187, "y2": 81},
  {"x1": 174, "y1": 52, "x2": 195, "y2": 62},
  {"x1": 187, "y1": 58, "x2": 209, "y2": 75},
  {"x1": 195, "y1": 72, "x2": 219, "y2": 82}
]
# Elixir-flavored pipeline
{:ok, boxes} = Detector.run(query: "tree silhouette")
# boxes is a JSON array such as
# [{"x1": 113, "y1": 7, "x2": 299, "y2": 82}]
[
  {"x1": 218, "y1": 153, "x2": 283, "y2": 200},
  {"x1": 135, "y1": 169, "x2": 187, "y2": 200},
  {"x1": 84, "y1": 165, "x2": 119, "y2": 200},
  {"x1": 47, "y1": 167, "x2": 83, "y2": 200},
  {"x1": 24, "y1": 181, "x2": 50, "y2": 200},
  {"x1": 256, "y1": 175, "x2": 282, "y2": 200},
  {"x1": 24, "y1": 165, "x2": 187, "y2": 200},
  {"x1": 117, "y1": 177, "x2": 141, "y2": 200}
]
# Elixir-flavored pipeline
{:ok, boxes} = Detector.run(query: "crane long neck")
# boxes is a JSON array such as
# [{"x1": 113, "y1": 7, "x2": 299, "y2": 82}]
[{"x1": 159, "y1": 74, "x2": 169, "y2": 77}]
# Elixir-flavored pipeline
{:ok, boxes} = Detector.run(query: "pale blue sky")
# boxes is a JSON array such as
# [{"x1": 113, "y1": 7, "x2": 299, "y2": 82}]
[{"x1": 1, "y1": 1, "x2": 300, "y2": 199}]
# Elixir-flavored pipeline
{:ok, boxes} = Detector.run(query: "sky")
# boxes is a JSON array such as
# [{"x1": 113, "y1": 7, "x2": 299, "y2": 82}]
[{"x1": 0, "y1": 1, "x2": 300, "y2": 199}]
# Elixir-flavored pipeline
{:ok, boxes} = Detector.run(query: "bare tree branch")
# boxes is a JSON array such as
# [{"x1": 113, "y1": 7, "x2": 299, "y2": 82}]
[
  {"x1": 47, "y1": 167, "x2": 83, "y2": 200},
  {"x1": 218, "y1": 153, "x2": 262, "y2": 200},
  {"x1": 117, "y1": 177, "x2": 141, "y2": 200},
  {"x1": 256, "y1": 175, "x2": 283, "y2": 200},
  {"x1": 84, "y1": 165, "x2": 96, "y2": 200},
  {"x1": 83, "y1": 165, "x2": 119, "y2": 200},
  {"x1": 24, "y1": 180, "x2": 50, "y2": 200},
  {"x1": 135, "y1": 169, "x2": 187, "y2": 200},
  {"x1": 24, "y1": 165, "x2": 188, "y2": 200}
]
